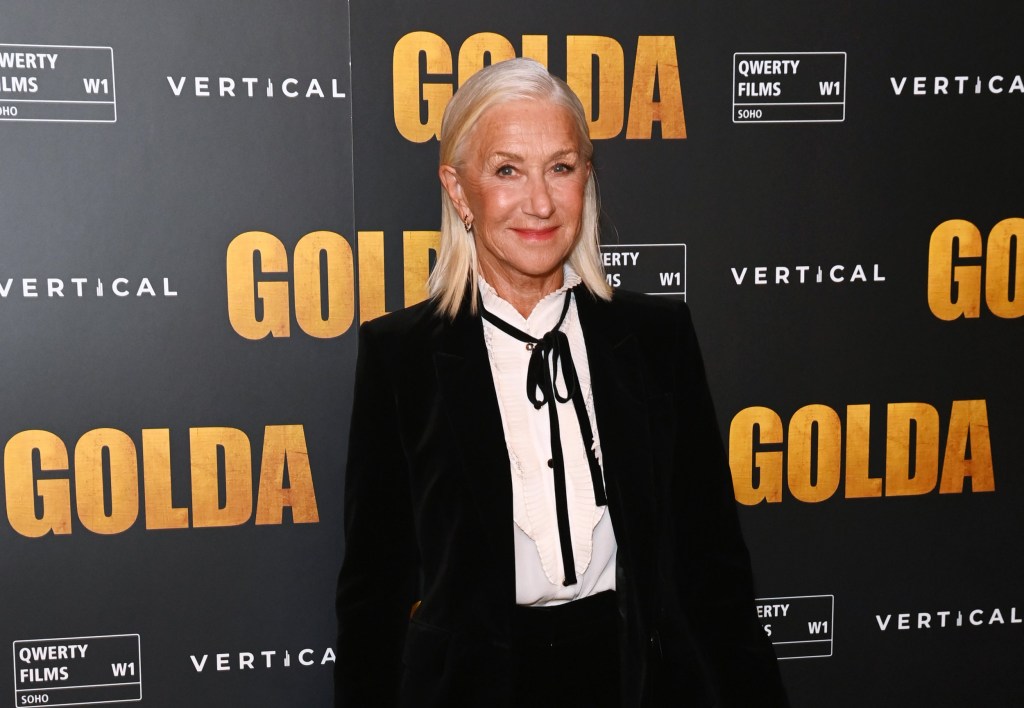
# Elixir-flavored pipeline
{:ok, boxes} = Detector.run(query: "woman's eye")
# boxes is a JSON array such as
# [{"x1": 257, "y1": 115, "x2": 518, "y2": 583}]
[
  {"x1": 496, "y1": 165, "x2": 514, "y2": 176},
  {"x1": 553, "y1": 163, "x2": 575, "y2": 173}
]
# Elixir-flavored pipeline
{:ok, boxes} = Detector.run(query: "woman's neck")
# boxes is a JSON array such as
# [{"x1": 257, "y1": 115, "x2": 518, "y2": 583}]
[{"x1": 479, "y1": 266, "x2": 565, "y2": 319}]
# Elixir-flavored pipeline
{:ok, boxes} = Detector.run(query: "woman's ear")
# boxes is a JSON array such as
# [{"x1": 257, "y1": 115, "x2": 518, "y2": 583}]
[{"x1": 438, "y1": 165, "x2": 469, "y2": 220}]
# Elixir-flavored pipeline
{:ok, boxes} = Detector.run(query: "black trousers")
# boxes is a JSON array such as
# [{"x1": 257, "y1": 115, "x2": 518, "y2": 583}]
[{"x1": 510, "y1": 591, "x2": 621, "y2": 708}]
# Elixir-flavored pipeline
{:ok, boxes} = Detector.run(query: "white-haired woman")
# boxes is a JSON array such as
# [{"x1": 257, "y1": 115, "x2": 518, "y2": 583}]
[{"x1": 335, "y1": 58, "x2": 788, "y2": 708}]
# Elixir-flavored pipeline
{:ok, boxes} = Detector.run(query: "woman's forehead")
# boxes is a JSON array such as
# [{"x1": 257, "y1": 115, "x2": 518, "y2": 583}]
[{"x1": 468, "y1": 99, "x2": 580, "y2": 157}]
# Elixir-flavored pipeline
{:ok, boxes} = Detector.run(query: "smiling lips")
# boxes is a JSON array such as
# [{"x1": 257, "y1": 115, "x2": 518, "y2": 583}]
[{"x1": 512, "y1": 226, "x2": 559, "y2": 239}]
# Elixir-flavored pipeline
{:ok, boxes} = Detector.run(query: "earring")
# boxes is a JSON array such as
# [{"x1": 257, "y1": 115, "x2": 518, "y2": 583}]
[{"x1": 463, "y1": 216, "x2": 472, "y2": 232}]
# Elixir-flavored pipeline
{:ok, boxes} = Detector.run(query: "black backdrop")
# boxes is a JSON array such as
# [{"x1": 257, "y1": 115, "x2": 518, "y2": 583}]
[{"x1": 1, "y1": 1, "x2": 1021, "y2": 706}]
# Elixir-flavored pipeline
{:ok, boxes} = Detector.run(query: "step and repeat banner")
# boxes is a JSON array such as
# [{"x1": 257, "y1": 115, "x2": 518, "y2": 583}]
[{"x1": 1, "y1": 1, "x2": 1020, "y2": 706}]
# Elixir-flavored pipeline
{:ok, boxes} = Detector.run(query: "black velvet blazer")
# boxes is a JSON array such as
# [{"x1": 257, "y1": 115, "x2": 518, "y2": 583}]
[{"x1": 335, "y1": 288, "x2": 788, "y2": 708}]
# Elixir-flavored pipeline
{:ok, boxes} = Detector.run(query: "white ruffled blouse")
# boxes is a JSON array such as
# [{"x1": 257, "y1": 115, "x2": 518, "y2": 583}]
[{"x1": 479, "y1": 267, "x2": 617, "y2": 606}]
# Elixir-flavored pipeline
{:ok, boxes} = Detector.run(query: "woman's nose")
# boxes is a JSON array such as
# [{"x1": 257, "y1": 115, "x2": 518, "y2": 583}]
[{"x1": 524, "y1": 176, "x2": 555, "y2": 218}]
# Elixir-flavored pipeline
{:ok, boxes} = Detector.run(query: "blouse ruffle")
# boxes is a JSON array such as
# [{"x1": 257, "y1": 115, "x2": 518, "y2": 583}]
[{"x1": 480, "y1": 270, "x2": 607, "y2": 586}]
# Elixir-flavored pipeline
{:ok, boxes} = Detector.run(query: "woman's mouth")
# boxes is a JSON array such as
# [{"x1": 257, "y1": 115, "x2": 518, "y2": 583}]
[{"x1": 512, "y1": 226, "x2": 559, "y2": 239}]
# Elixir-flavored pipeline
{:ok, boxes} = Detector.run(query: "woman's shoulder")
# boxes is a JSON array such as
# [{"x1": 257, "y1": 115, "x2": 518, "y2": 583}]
[
  {"x1": 360, "y1": 297, "x2": 442, "y2": 337},
  {"x1": 356, "y1": 297, "x2": 464, "y2": 362}
]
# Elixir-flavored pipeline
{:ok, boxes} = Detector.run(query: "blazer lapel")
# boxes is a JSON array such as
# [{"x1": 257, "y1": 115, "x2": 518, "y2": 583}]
[
  {"x1": 575, "y1": 291, "x2": 656, "y2": 542},
  {"x1": 432, "y1": 303, "x2": 516, "y2": 580}
]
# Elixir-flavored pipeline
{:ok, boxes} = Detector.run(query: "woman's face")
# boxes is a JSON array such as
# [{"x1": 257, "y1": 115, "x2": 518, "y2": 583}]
[{"x1": 440, "y1": 98, "x2": 590, "y2": 295}]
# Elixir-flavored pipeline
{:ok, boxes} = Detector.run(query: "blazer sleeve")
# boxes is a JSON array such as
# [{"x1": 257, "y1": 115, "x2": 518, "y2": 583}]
[
  {"x1": 670, "y1": 303, "x2": 789, "y2": 707},
  {"x1": 335, "y1": 321, "x2": 419, "y2": 708}
]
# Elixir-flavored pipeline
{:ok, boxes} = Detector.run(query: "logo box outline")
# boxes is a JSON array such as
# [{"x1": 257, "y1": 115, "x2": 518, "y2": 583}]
[
  {"x1": 0, "y1": 43, "x2": 117, "y2": 123},
  {"x1": 755, "y1": 593, "x2": 835, "y2": 660},
  {"x1": 12, "y1": 633, "x2": 141, "y2": 707},
  {"x1": 732, "y1": 52, "x2": 847, "y2": 124}
]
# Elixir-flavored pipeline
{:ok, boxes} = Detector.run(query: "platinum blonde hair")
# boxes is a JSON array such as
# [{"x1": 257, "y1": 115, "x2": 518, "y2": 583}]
[{"x1": 429, "y1": 57, "x2": 611, "y2": 318}]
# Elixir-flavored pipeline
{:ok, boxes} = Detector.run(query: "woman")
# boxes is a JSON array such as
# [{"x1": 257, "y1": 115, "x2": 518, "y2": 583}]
[{"x1": 335, "y1": 58, "x2": 788, "y2": 707}]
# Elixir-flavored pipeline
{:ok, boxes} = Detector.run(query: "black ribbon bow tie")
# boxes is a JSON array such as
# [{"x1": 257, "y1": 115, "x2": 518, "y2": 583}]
[{"x1": 480, "y1": 289, "x2": 607, "y2": 586}]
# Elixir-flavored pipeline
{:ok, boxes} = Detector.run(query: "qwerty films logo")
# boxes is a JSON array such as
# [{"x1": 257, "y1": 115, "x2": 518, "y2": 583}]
[
  {"x1": 600, "y1": 244, "x2": 686, "y2": 297},
  {"x1": 0, "y1": 44, "x2": 115, "y2": 122},
  {"x1": 13, "y1": 634, "x2": 141, "y2": 706},
  {"x1": 756, "y1": 595, "x2": 834, "y2": 659},
  {"x1": 733, "y1": 52, "x2": 846, "y2": 123}
]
